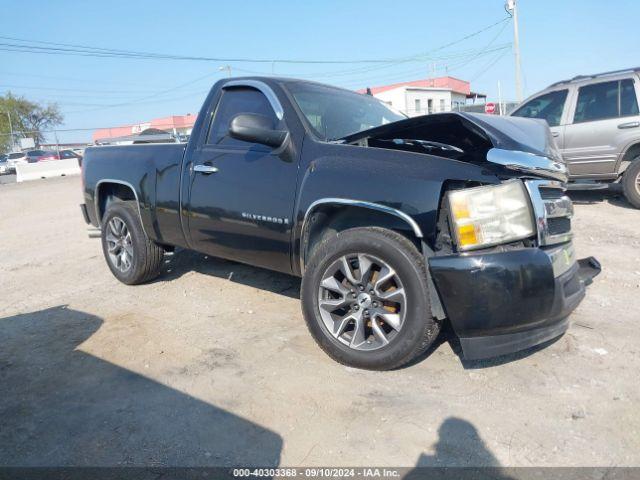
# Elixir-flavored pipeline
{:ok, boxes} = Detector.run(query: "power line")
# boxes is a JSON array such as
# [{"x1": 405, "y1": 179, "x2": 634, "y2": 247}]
[
  {"x1": 62, "y1": 73, "x2": 214, "y2": 114},
  {"x1": 231, "y1": 43, "x2": 511, "y2": 80},
  {"x1": 0, "y1": 41, "x2": 397, "y2": 64},
  {"x1": 338, "y1": 46, "x2": 512, "y2": 89},
  {"x1": 1, "y1": 43, "x2": 509, "y2": 104},
  {"x1": 0, "y1": 70, "x2": 175, "y2": 88},
  {"x1": 0, "y1": 16, "x2": 514, "y2": 119},
  {"x1": 0, "y1": 17, "x2": 510, "y2": 65},
  {"x1": 0, "y1": 84, "x2": 165, "y2": 94},
  {"x1": 469, "y1": 49, "x2": 510, "y2": 82}
]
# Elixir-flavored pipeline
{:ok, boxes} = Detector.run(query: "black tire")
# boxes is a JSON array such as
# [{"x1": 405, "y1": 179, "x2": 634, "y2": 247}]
[
  {"x1": 622, "y1": 159, "x2": 640, "y2": 209},
  {"x1": 101, "y1": 199, "x2": 164, "y2": 285},
  {"x1": 301, "y1": 227, "x2": 440, "y2": 370}
]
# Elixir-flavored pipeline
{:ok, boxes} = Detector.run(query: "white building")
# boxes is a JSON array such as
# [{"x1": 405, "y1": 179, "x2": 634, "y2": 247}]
[{"x1": 360, "y1": 76, "x2": 486, "y2": 117}]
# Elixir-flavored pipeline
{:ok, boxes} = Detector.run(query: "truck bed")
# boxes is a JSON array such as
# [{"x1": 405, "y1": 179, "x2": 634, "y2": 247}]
[{"x1": 82, "y1": 143, "x2": 188, "y2": 246}]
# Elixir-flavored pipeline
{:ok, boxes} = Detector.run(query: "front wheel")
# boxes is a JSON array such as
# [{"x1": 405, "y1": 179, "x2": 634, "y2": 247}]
[
  {"x1": 301, "y1": 227, "x2": 440, "y2": 370},
  {"x1": 101, "y1": 199, "x2": 165, "y2": 285},
  {"x1": 622, "y1": 158, "x2": 640, "y2": 209}
]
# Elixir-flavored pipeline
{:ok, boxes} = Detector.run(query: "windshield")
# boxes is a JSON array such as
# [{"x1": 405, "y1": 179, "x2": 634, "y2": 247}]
[{"x1": 287, "y1": 82, "x2": 406, "y2": 141}]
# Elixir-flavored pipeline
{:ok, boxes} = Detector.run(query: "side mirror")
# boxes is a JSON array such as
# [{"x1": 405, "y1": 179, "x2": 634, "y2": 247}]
[{"x1": 229, "y1": 113, "x2": 287, "y2": 149}]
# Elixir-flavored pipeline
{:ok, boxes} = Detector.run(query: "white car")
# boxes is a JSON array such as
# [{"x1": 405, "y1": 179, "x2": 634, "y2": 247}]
[{"x1": 5, "y1": 152, "x2": 27, "y2": 173}]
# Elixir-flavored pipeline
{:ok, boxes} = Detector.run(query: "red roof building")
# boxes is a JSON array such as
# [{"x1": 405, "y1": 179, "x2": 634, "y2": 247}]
[{"x1": 357, "y1": 76, "x2": 485, "y2": 116}]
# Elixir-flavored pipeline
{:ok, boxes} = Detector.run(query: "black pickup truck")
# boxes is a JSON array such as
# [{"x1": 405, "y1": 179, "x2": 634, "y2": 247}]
[{"x1": 80, "y1": 77, "x2": 600, "y2": 370}]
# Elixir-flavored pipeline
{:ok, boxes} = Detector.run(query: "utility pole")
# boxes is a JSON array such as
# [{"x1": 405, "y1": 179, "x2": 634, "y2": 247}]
[
  {"x1": 2, "y1": 111, "x2": 15, "y2": 151},
  {"x1": 506, "y1": 0, "x2": 523, "y2": 102}
]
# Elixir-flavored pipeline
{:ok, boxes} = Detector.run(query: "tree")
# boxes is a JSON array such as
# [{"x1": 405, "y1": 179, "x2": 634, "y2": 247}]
[{"x1": 0, "y1": 93, "x2": 63, "y2": 152}]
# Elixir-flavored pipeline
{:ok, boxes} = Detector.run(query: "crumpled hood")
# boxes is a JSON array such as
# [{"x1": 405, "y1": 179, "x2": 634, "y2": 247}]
[
  {"x1": 342, "y1": 112, "x2": 562, "y2": 162},
  {"x1": 462, "y1": 113, "x2": 563, "y2": 163},
  {"x1": 340, "y1": 112, "x2": 566, "y2": 181}
]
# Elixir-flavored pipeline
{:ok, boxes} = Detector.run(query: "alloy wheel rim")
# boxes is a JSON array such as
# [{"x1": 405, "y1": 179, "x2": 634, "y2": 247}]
[
  {"x1": 635, "y1": 171, "x2": 640, "y2": 196},
  {"x1": 317, "y1": 253, "x2": 406, "y2": 351},
  {"x1": 105, "y1": 216, "x2": 133, "y2": 273}
]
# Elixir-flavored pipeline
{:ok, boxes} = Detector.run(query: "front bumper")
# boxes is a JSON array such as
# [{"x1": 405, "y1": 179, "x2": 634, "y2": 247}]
[{"x1": 429, "y1": 243, "x2": 600, "y2": 360}]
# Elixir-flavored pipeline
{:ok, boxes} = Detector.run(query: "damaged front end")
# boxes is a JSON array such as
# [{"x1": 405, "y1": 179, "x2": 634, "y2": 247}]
[{"x1": 344, "y1": 112, "x2": 601, "y2": 360}]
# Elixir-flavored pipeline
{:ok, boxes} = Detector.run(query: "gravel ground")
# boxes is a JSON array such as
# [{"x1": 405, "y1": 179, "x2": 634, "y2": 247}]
[
  {"x1": 0, "y1": 174, "x2": 16, "y2": 184},
  {"x1": 0, "y1": 175, "x2": 638, "y2": 468}
]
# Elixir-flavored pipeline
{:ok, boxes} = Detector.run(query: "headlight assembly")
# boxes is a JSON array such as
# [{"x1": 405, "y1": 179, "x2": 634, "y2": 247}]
[{"x1": 447, "y1": 180, "x2": 535, "y2": 251}]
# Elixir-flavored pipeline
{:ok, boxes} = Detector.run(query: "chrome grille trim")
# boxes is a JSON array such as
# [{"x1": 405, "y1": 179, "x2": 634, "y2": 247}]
[
  {"x1": 524, "y1": 180, "x2": 573, "y2": 246},
  {"x1": 544, "y1": 195, "x2": 574, "y2": 219},
  {"x1": 487, "y1": 148, "x2": 568, "y2": 182}
]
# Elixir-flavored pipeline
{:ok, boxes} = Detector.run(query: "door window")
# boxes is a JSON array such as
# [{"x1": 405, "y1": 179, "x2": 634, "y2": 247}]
[
  {"x1": 511, "y1": 89, "x2": 568, "y2": 127},
  {"x1": 620, "y1": 79, "x2": 639, "y2": 117},
  {"x1": 573, "y1": 80, "x2": 620, "y2": 123},
  {"x1": 572, "y1": 79, "x2": 639, "y2": 123},
  {"x1": 206, "y1": 87, "x2": 278, "y2": 147}
]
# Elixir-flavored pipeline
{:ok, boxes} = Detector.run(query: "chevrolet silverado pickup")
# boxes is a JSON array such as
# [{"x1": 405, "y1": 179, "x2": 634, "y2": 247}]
[{"x1": 80, "y1": 77, "x2": 600, "y2": 370}]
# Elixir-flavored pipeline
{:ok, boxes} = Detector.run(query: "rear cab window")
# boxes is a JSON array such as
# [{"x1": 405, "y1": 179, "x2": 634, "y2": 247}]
[{"x1": 511, "y1": 90, "x2": 568, "y2": 127}]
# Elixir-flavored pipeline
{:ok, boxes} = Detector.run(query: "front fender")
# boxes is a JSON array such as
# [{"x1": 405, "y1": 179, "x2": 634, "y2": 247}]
[{"x1": 292, "y1": 140, "x2": 500, "y2": 275}]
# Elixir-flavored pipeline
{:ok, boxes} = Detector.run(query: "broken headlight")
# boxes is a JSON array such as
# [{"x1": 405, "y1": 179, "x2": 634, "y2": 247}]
[{"x1": 447, "y1": 180, "x2": 535, "y2": 251}]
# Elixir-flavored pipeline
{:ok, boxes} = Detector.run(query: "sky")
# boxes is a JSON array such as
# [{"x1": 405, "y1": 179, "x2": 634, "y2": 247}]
[{"x1": 1, "y1": 0, "x2": 639, "y2": 143}]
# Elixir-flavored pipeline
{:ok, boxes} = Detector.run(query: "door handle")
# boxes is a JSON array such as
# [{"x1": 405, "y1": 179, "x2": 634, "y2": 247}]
[
  {"x1": 193, "y1": 164, "x2": 219, "y2": 174},
  {"x1": 551, "y1": 131, "x2": 560, "y2": 137},
  {"x1": 618, "y1": 121, "x2": 640, "y2": 129}
]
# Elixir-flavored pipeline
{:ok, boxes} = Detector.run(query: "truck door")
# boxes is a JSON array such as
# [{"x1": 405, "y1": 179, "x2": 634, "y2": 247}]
[
  {"x1": 184, "y1": 85, "x2": 298, "y2": 274},
  {"x1": 562, "y1": 79, "x2": 639, "y2": 177}
]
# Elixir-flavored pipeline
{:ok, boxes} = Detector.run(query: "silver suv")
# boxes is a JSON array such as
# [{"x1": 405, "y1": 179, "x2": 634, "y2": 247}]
[{"x1": 511, "y1": 67, "x2": 640, "y2": 208}]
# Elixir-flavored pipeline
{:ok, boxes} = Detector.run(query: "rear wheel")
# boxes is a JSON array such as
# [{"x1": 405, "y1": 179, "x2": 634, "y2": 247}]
[
  {"x1": 301, "y1": 227, "x2": 440, "y2": 370},
  {"x1": 622, "y1": 158, "x2": 640, "y2": 209},
  {"x1": 101, "y1": 200, "x2": 164, "y2": 284}
]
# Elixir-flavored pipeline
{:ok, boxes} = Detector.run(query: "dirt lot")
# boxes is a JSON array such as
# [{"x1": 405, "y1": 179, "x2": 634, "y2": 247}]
[{"x1": 1, "y1": 175, "x2": 638, "y2": 468}]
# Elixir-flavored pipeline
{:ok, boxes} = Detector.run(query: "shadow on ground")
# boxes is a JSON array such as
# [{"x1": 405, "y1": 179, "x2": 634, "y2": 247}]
[
  {"x1": 406, "y1": 417, "x2": 516, "y2": 479},
  {"x1": 0, "y1": 306, "x2": 282, "y2": 466},
  {"x1": 567, "y1": 189, "x2": 635, "y2": 210},
  {"x1": 159, "y1": 249, "x2": 300, "y2": 299}
]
